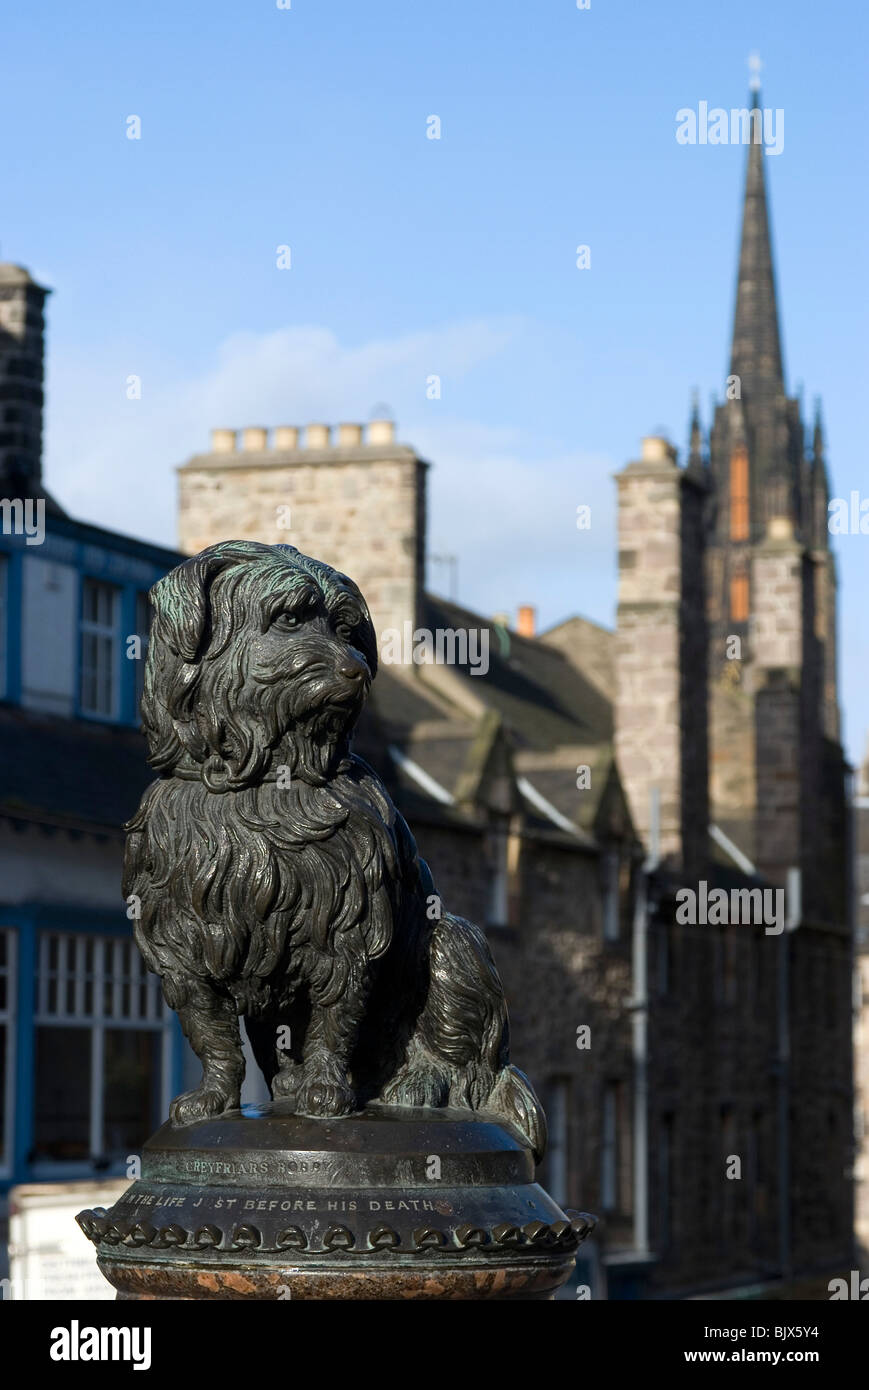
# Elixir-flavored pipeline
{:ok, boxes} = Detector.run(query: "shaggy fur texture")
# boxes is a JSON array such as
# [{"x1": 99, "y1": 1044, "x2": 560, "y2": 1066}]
[{"x1": 123, "y1": 540, "x2": 545, "y2": 1159}]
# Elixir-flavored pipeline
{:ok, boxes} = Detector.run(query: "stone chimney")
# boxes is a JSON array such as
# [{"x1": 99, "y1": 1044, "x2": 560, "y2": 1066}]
[
  {"x1": 0, "y1": 264, "x2": 50, "y2": 501},
  {"x1": 614, "y1": 435, "x2": 709, "y2": 875},
  {"x1": 177, "y1": 419, "x2": 428, "y2": 648}
]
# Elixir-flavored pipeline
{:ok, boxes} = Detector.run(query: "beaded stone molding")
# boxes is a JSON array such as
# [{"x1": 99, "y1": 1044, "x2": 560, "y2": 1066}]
[{"x1": 77, "y1": 1208, "x2": 595, "y2": 1257}]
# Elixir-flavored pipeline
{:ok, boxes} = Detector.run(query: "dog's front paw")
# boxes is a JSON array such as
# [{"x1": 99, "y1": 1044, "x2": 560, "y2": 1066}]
[
  {"x1": 295, "y1": 1065, "x2": 356, "y2": 1118},
  {"x1": 271, "y1": 1063, "x2": 301, "y2": 1100},
  {"x1": 296, "y1": 1076, "x2": 356, "y2": 1116},
  {"x1": 170, "y1": 1083, "x2": 239, "y2": 1126}
]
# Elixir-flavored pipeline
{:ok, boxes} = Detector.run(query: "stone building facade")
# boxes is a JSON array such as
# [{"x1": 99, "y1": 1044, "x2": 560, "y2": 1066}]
[
  {"x1": 172, "y1": 90, "x2": 854, "y2": 1296},
  {"x1": 0, "y1": 85, "x2": 852, "y2": 1296}
]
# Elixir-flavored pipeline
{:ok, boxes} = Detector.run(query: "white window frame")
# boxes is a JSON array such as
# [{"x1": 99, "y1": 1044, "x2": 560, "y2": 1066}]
[
  {"x1": 80, "y1": 578, "x2": 120, "y2": 719},
  {"x1": 32, "y1": 931, "x2": 171, "y2": 1178},
  {"x1": 0, "y1": 927, "x2": 17, "y2": 1178}
]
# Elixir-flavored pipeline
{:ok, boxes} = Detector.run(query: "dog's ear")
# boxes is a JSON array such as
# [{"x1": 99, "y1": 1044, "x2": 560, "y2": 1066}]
[
  {"x1": 151, "y1": 541, "x2": 273, "y2": 662},
  {"x1": 141, "y1": 541, "x2": 274, "y2": 772}
]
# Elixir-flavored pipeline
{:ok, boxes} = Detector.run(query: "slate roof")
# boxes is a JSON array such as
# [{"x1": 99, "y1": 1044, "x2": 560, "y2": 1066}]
[
  {"x1": 0, "y1": 703, "x2": 151, "y2": 838},
  {"x1": 421, "y1": 594, "x2": 613, "y2": 751},
  {"x1": 360, "y1": 595, "x2": 626, "y2": 848}
]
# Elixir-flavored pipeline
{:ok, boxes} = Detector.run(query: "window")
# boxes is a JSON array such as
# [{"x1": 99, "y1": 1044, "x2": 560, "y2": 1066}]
[
  {"x1": 133, "y1": 590, "x2": 151, "y2": 716},
  {"x1": 80, "y1": 579, "x2": 120, "y2": 717},
  {"x1": 730, "y1": 447, "x2": 749, "y2": 540},
  {"x1": 748, "y1": 1111, "x2": 765, "y2": 1252},
  {"x1": 721, "y1": 926, "x2": 738, "y2": 1005},
  {"x1": 601, "y1": 1081, "x2": 622, "y2": 1211},
  {"x1": 486, "y1": 819, "x2": 513, "y2": 928},
  {"x1": 0, "y1": 929, "x2": 16, "y2": 1175},
  {"x1": 600, "y1": 1079, "x2": 632, "y2": 1216},
  {"x1": 601, "y1": 848, "x2": 620, "y2": 941},
  {"x1": 0, "y1": 555, "x2": 7, "y2": 698},
  {"x1": 545, "y1": 1078, "x2": 570, "y2": 1207},
  {"x1": 730, "y1": 568, "x2": 749, "y2": 622},
  {"x1": 657, "y1": 918, "x2": 677, "y2": 996},
  {"x1": 659, "y1": 1112, "x2": 674, "y2": 1249},
  {"x1": 33, "y1": 932, "x2": 168, "y2": 1168},
  {"x1": 720, "y1": 1104, "x2": 738, "y2": 1247}
]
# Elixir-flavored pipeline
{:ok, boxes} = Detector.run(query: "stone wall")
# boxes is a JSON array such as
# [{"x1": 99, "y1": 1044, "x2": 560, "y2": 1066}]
[
  {"x1": 614, "y1": 437, "x2": 708, "y2": 875},
  {"x1": 646, "y1": 902, "x2": 782, "y2": 1288},
  {"x1": 417, "y1": 813, "x2": 635, "y2": 1250}
]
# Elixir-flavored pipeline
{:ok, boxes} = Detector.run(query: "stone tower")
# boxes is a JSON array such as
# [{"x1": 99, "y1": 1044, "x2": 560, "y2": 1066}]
[
  {"x1": 177, "y1": 421, "x2": 428, "y2": 643},
  {"x1": 0, "y1": 263, "x2": 61, "y2": 508},
  {"x1": 699, "y1": 94, "x2": 844, "y2": 906}
]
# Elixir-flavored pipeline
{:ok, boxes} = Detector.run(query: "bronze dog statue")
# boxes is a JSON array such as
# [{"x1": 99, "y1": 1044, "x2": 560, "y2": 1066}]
[{"x1": 123, "y1": 540, "x2": 545, "y2": 1159}]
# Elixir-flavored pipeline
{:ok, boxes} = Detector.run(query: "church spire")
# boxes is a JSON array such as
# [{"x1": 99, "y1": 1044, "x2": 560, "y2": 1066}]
[{"x1": 729, "y1": 79, "x2": 785, "y2": 403}]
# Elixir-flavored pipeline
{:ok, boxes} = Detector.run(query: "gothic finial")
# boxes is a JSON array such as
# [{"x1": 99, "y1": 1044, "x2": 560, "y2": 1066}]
[
  {"x1": 688, "y1": 391, "x2": 704, "y2": 467},
  {"x1": 813, "y1": 397, "x2": 825, "y2": 461}
]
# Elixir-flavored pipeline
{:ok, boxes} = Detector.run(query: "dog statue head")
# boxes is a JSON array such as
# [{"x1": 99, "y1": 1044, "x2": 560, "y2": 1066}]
[{"x1": 141, "y1": 540, "x2": 378, "y2": 792}]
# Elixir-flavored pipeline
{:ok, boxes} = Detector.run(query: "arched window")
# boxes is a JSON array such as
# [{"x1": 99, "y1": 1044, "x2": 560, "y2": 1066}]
[
  {"x1": 730, "y1": 567, "x2": 749, "y2": 622},
  {"x1": 730, "y1": 447, "x2": 749, "y2": 540}
]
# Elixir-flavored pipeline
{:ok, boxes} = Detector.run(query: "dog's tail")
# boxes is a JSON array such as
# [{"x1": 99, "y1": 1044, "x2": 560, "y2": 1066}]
[{"x1": 382, "y1": 910, "x2": 547, "y2": 1163}]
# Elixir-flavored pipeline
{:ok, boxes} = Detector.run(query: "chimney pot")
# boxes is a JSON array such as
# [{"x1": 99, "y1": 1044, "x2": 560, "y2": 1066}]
[
  {"x1": 305, "y1": 423, "x2": 331, "y2": 448},
  {"x1": 273, "y1": 426, "x2": 299, "y2": 450},
  {"x1": 368, "y1": 419, "x2": 395, "y2": 446},
  {"x1": 241, "y1": 427, "x2": 268, "y2": 451},
  {"x1": 338, "y1": 423, "x2": 363, "y2": 447},
  {"x1": 211, "y1": 428, "x2": 237, "y2": 454},
  {"x1": 517, "y1": 605, "x2": 536, "y2": 638},
  {"x1": 641, "y1": 435, "x2": 676, "y2": 464}
]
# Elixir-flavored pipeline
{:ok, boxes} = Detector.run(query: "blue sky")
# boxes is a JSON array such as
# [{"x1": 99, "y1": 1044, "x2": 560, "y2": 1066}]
[{"x1": 2, "y1": 0, "x2": 868, "y2": 762}]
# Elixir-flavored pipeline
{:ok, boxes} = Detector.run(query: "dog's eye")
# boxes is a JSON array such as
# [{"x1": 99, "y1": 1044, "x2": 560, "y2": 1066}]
[{"x1": 274, "y1": 611, "x2": 301, "y2": 631}]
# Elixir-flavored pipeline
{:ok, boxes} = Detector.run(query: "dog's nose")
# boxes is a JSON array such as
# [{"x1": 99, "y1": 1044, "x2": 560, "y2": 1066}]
[{"x1": 339, "y1": 660, "x2": 366, "y2": 682}]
